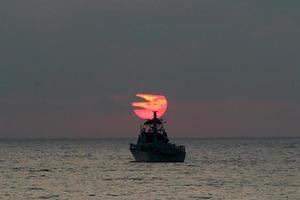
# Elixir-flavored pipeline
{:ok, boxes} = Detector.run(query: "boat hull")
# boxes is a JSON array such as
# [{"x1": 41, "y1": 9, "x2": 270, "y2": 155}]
[{"x1": 130, "y1": 149, "x2": 185, "y2": 162}]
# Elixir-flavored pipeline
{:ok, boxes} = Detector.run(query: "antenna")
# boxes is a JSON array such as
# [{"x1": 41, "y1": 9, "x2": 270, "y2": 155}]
[{"x1": 153, "y1": 111, "x2": 158, "y2": 119}]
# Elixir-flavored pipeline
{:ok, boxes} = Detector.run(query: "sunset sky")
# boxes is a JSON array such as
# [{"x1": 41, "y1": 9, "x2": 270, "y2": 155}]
[{"x1": 0, "y1": 0, "x2": 299, "y2": 138}]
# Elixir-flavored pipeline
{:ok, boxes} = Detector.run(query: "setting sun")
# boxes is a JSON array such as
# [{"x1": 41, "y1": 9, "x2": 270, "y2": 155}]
[{"x1": 132, "y1": 93, "x2": 167, "y2": 119}]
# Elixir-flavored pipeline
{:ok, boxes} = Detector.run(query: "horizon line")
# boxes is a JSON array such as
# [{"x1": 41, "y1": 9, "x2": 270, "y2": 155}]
[{"x1": 0, "y1": 136, "x2": 299, "y2": 140}]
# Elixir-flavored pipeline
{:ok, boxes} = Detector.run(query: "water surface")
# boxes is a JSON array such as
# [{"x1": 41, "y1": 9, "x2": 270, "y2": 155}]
[{"x1": 0, "y1": 138, "x2": 299, "y2": 199}]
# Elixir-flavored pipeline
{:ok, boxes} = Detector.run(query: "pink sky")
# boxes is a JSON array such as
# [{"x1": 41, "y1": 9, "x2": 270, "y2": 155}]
[{"x1": 1, "y1": 97, "x2": 299, "y2": 138}]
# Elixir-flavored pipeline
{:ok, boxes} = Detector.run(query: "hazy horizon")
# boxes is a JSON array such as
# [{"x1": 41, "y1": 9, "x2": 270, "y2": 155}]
[{"x1": 1, "y1": 135, "x2": 299, "y2": 140}]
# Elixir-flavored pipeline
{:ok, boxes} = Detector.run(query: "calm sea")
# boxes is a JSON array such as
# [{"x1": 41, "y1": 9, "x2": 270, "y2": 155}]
[{"x1": 0, "y1": 138, "x2": 299, "y2": 200}]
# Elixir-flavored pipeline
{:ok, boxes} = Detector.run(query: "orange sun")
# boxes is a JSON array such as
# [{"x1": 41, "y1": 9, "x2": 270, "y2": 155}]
[{"x1": 132, "y1": 93, "x2": 167, "y2": 119}]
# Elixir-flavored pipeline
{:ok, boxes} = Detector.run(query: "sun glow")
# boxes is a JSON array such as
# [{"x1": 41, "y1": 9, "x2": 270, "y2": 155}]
[{"x1": 132, "y1": 93, "x2": 167, "y2": 119}]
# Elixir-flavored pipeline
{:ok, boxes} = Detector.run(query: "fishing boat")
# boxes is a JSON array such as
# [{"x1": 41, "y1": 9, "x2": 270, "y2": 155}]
[{"x1": 130, "y1": 111, "x2": 186, "y2": 162}]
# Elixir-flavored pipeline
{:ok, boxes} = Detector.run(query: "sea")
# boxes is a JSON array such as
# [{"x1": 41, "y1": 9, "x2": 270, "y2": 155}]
[{"x1": 0, "y1": 138, "x2": 299, "y2": 200}]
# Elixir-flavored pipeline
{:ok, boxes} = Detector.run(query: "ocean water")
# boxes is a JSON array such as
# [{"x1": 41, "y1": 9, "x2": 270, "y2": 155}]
[{"x1": 0, "y1": 138, "x2": 299, "y2": 200}]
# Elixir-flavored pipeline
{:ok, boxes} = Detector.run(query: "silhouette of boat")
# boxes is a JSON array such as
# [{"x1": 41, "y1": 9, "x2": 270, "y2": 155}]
[{"x1": 130, "y1": 112, "x2": 186, "y2": 162}]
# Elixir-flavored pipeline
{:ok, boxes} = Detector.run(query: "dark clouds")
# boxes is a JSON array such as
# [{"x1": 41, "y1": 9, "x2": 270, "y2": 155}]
[{"x1": 0, "y1": 0, "x2": 299, "y2": 137}]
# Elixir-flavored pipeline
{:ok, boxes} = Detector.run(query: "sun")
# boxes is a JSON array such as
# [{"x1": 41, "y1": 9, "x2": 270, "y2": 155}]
[{"x1": 132, "y1": 93, "x2": 167, "y2": 119}]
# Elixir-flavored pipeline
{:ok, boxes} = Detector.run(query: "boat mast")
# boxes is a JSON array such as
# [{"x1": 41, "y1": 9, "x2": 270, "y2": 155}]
[{"x1": 152, "y1": 111, "x2": 158, "y2": 142}]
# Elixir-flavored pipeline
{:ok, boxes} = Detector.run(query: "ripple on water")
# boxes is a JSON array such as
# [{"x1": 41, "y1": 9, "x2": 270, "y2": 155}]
[
  {"x1": 27, "y1": 187, "x2": 44, "y2": 191},
  {"x1": 38, "y1": 194, "x2": 60, "y2": 199},
  {"x1": 189, "y1": 196, "x2": 211, "y2": 200},
  {"x1": 28, "y1": 168, "x2": 52, "y2": 173}
]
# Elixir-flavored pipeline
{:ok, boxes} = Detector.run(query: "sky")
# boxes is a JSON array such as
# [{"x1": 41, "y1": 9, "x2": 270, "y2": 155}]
[{"x1": 0, "y1": 0, "x2": 300, "y2": 138}]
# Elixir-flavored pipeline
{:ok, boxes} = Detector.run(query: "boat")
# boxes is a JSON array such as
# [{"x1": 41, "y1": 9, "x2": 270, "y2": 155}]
[{"x1": 130, "y1": 111, "x2": 186, "y2": 162}]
